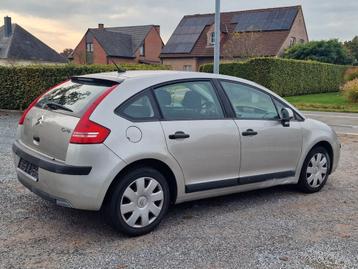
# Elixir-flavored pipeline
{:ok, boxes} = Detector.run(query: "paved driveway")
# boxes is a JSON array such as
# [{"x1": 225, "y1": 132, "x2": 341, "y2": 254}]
[{"x1": 304, "y1": 111, "x2": 358, "y2": 135}]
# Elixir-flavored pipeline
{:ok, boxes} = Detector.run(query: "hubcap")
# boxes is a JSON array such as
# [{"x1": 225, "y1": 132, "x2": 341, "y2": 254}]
[
  {"x1": 306, "y1": 153, "x2": 328, "y2": 188},
  {"x1": 120, "y1": 177, "x2": 164, "y2": 228},
  {"x1": 137, "y1": 196, "x2": 148, "y2": 208}
]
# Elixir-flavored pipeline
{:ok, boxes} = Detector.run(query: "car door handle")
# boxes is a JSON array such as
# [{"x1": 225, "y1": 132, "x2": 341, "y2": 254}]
[
  {"x1": 169, "y1": 131, "x2": 190, "y2": 140},
  {"x1": 242, "y1": 129, "x2": 258, "y2": 136}
]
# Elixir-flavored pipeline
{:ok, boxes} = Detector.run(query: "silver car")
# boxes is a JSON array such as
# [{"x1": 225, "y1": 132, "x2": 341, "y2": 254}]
[{"x1": 13, "y1": 71, "x2": 340, "y2": 236}]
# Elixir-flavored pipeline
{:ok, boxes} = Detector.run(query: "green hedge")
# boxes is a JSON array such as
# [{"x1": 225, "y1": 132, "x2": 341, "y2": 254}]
[
  {"x1": 199, "y1": 58, "x2": 348, "y2": 97},
  {"x1": 0, "y1": 64, "x2": 169, "y2": 110}
]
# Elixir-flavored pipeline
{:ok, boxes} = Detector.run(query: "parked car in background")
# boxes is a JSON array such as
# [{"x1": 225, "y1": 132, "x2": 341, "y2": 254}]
[{"x1": 13, "y1": 71, "x2": 340, "y2": 236}]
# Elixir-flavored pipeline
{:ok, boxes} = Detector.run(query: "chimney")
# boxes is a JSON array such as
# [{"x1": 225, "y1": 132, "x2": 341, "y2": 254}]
[
  {"x1": 4, "y1": 16, "x2": 12, "y2": 38},
  {"x1": 98, "y1": 23, "x2": 104, "y2": 30}
]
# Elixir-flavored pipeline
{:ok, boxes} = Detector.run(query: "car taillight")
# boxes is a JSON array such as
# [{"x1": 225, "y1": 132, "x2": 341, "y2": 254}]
[
  {"x1": 70, "y1": 84, "x2": 118, "y2": 144},
  {"x1": 18, "y1": 80, "x2": 69, "y2": 125},
  {"x1": 70, "y1": 120, "x2": 110, "y2": 144}
]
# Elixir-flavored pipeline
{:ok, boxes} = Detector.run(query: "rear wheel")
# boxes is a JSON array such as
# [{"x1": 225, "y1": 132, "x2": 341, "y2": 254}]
[
  {"x1": 298, "y1": 146, "x2": 331, "y2": 193},
  {"x1": 106, "y1": 167, "x2": 170, "y2": 236}
]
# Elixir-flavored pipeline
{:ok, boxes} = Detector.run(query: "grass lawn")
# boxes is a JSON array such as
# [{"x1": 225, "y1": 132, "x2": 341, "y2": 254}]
[{"x1": 284, "y1": 92, "x2": 358, "y2": 113}]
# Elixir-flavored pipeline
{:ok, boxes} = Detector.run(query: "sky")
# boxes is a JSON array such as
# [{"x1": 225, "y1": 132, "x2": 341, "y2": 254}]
[{"x1": 0, "y1": 0, "x2": 357, "y2": 53}]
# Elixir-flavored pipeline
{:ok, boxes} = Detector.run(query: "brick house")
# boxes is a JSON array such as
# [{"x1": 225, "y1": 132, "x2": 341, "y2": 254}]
[
  {"x1": 160, "y1": 6, "x2": 308, "y2": 71},
  {"x1": 0, "y1": 16, "x2": 66, "y2": 65},
  {"x1": 71, "y1": 24, "x2": 163, "y2": 64}
]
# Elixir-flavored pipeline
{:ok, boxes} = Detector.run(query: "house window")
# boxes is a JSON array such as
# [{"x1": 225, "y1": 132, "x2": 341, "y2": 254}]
[
  {"x1": 299, "y1": 39, "x2": 305, "y2": 44},
  {"x1": 289, "y1": 37, "x2": 296, "y2": 47},
  {"x1": 209, "y1": 32, "x2": 215, "y2": 45},
  {"x1": 86, "y1": 42, "x2": 93, "y2": 52},
  {"x1": 139, "y1": 45, "x2": 145, "y2": 56},
  {"x1": 183, "y1": 65, "x2": 192, "y2": 71}
]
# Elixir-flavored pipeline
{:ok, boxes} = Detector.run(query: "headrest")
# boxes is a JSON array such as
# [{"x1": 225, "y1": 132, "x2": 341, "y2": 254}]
[
  {"x1": 156, "y1": 89, "x2": 171, "y2": 106},
  {"x1": 182, "y1": 91, "x2": 201, "y2": 109}
]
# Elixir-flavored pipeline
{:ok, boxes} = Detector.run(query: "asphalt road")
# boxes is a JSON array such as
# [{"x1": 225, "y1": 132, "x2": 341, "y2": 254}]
[
  {"x1": 304, "y1": 111, "x2": 358, "y2": 135},
  {"x1": 0, "y1": 111, "x2": 357, "y2": 269}
]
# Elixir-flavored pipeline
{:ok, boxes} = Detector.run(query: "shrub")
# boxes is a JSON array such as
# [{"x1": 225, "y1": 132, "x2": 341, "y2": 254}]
[
  {"x1": 283, "y1": 39, "x2": 353, "y2": 65},
  {"x1": 342, "y1": 79, "x2": 358, "y2": 103},
  {"x1": 344, "y1": 67, "x2": 358, "y2": 81},
  {"x1": 0, "y1": 64, "x2": 170, "y2": 110},
  {"x1": 200, "y1": 58, "x2": 348, "y2": 96}
]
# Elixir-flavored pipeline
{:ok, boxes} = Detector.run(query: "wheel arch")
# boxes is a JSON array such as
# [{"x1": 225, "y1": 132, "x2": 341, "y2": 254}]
[
  {"x1": 308, "y1": 140, "x2": 334, "y2": 174},
  {"x1": 102, "y1": 158, "x2": 178, "y2": 208}
]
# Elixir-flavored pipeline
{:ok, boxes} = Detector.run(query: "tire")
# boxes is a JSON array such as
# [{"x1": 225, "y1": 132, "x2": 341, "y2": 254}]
[
  {"x1": 105, "y1": 167, "x2": 170, "y2": 236},
  {"x1": 298, "y1": 146, "x2": 331, "y2": 193}
]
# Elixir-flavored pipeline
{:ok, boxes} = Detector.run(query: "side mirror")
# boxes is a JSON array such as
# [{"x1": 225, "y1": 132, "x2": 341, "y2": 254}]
[{"x1": 281, "y1": 107, "x2": 294, "y2": 127}]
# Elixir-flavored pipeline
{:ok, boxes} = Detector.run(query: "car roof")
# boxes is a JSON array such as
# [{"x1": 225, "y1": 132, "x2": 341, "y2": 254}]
[
  {"x1": 77, "y1": 70, "x2": 236, "y2": 83},
  {"x1": 76, "y1": 70, "x2": 305, "y2": 120}
]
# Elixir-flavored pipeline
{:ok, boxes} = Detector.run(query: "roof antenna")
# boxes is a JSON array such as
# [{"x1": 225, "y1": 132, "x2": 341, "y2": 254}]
[{"x1": 111, "y1": 60, "x2": 126, "y2": 73}]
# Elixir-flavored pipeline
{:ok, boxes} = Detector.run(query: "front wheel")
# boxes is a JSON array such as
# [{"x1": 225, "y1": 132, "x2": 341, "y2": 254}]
[
  {"x1": 106, "y1": 167, "x2": 170, "y2": 236},
  {"x1": 298, "y1": 146, "x2": 331, "y2": 193}
]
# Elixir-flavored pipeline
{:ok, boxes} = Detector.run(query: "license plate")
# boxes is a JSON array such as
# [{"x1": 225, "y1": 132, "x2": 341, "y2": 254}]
[{"x1": 18, "y1": 158, "x2": 39, "y2": 181}]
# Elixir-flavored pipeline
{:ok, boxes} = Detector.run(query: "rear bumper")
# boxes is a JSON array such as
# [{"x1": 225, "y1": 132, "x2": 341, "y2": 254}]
[
  {"x1": 17, "y1": 172, "x2": 73, "y2": 208},
  {"x1": 13, "y1": 142, "x2": 92, "y2": 175},
  {"x1": 13, "y1": 140, "x2": 126, "y2": 210}
]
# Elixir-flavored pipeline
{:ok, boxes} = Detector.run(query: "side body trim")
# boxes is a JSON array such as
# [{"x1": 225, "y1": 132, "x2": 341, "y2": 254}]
[{"x1": 185, "y1": 170, "x2": 295, "y2": 193}]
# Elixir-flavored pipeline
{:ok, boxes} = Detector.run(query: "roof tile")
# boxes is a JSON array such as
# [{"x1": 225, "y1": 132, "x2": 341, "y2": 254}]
[
  {"x1": 90, "y1": 25, "x2": 154, "y2": 57},
  {"x1": 161, "y1": 5, "x2": 300, "y2": 57},
  {"x1": 0, "y1": 24, "x2": 66, "y2": 63}
]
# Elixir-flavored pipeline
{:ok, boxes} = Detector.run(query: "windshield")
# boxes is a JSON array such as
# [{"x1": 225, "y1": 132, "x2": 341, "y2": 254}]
[{"x1": 36, "y1": 79, "x2": 117, "y2": 116}]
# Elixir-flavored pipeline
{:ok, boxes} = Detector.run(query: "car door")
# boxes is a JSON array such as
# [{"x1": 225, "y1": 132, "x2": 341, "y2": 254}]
[
  {"x1": 153, "y1": 80, "x2": 240, "y2": 191},
  {"x1": 219, "y1": 80, "x2": 302, "y2": 183}
]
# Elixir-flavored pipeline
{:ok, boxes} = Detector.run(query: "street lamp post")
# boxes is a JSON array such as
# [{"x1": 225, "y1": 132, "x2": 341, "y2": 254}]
[{"x1": 213, "y1": 0, "x2": 221, "y2": 74}]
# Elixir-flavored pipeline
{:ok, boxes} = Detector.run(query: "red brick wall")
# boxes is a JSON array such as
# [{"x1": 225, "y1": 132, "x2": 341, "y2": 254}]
[
  {"x1": 72, "y1": 35, "x2": 86, "y2": 64},
  {"x1": 162, "y1": 58, "x2": 198, "y2": 71},
  {"x1": 72, "y1": 35, "x2": 108, "y2": 64},
  {"x1": 92, "y1": 38, "x2": 107, "y2": 64},
  {"x1": 137, "y1": 27, "x2": 163, "y2": 63},
  {"x1": 72, "y1": 26, "x2": 163, "y2": 64}
]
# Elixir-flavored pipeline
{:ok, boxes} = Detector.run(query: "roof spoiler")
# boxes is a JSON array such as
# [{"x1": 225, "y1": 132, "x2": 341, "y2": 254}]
[{"x1": 71, "y1": 77, "x2": 120, "y2": 87}]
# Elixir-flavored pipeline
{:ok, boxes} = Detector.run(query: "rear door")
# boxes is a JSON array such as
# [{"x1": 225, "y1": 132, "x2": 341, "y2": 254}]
[
  {"x1": 219, "y1": 80, "x2": 302, "y2": 181},
  {"x1": 153, "y1": 80, "x2": 241, "y2": 191},
  {"x1": 20, "y1": 78, "x2": 117, "y2": 161}
]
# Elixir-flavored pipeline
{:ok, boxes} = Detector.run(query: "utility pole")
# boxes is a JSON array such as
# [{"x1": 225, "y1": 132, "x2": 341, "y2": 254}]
[{"x1": 213, "y1": 0, "x2": 221, "y2": 74}]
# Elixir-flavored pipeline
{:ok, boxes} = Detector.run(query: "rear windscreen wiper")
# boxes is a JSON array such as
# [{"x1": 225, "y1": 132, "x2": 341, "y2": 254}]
[{"x1": 42, "y1": 101, "x2": 73, "y2": 112}]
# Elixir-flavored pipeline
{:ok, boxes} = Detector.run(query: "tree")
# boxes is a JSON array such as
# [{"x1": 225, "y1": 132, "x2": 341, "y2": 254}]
[
  {"x1": 344, "y1": 36, "x2": 358, "y2": 64},
  {"x1": 60, "y1": 48, "x2": 74, "y2": 58},
  {"x1": 283, "y1": 39, "x2": 353, "y2": 65}
]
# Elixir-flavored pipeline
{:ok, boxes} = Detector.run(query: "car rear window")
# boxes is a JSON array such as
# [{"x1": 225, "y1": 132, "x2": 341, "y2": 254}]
[{"x1": 36, "y1": 78, "x2": 118, "y2": 116}]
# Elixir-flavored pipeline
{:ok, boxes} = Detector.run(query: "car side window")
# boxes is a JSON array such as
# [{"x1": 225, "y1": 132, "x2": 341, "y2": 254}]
[
  {"x1": 273, "y1": 99, "x2": 286, "y2": 119},
  {"x1": 117, "y1": 93, "x2": 155, "y2": 120},
  {"x1": 153, "y1": 81, "x2": 224, "y2": 120},
  {"x1": 221, "y1": 81, "x2": 279, "y2": 120}
]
